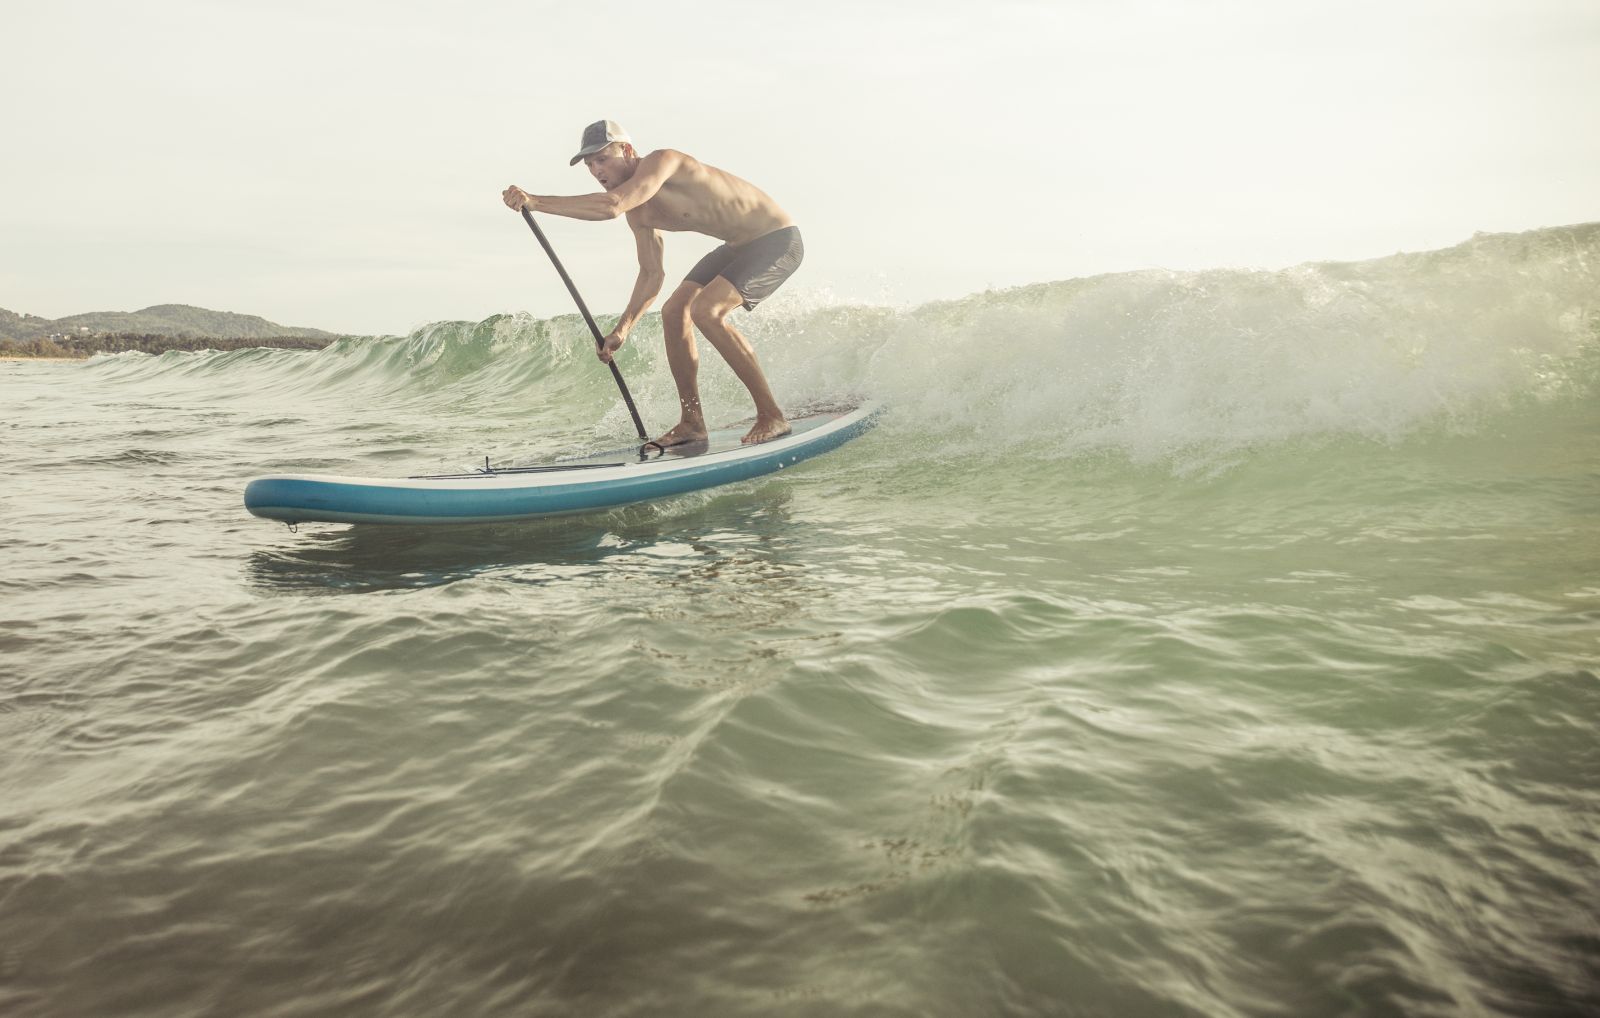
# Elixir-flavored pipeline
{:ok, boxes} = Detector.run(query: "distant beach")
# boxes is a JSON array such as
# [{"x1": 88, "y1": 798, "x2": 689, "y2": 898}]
[{"x1": 0, "y1": 335, "x2": 340, "y2": 360}]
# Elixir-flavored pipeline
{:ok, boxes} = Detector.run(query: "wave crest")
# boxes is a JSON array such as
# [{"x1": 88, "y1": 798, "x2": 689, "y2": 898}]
[{"x1": 91, "y1": 223, "x2": 1600, "y2": 466}]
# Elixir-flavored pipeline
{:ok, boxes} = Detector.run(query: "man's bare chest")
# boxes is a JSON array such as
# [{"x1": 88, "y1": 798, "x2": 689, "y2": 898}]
[{"x1": 630, "y1": 183, "x2": 707, "y2": 233}]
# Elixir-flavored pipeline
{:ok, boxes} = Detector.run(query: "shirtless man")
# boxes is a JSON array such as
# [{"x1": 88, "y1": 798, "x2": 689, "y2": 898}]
[{"x1": 501, "y1": 120, "x2": 802, "y2": 446}]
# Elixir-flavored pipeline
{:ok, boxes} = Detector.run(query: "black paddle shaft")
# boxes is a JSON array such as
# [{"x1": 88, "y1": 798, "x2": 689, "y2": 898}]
[{"x1": 519, "y1": 207, "x2": 648, "y2": 440}]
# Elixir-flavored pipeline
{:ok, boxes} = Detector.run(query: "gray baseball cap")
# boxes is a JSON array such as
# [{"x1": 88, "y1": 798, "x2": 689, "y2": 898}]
[{"x1": 570, "y1": 120, "x2": 631, "y2": 165}]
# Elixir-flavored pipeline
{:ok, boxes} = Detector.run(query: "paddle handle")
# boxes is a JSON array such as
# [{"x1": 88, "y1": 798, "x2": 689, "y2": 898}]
[{"x1": 519, "y1": 207, "x2": 648, "y2": 440}]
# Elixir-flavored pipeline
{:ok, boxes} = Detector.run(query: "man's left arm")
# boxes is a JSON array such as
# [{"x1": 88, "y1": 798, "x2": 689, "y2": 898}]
[{"x1": 503, "y1": 150, "x2": 682, "y2": 221}]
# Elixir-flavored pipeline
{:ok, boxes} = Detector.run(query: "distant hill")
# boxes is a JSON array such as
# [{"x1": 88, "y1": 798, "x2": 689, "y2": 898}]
[
  {"x1": 0, "y1": 304, "x2": 340, "y2": 342},
  {"x1": 0, "y1": 308, "x2": 55, "y2": 341}
]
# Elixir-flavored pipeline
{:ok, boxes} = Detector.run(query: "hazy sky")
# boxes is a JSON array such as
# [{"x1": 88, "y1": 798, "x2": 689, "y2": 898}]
[{"x1": 4, "y1": 0, "x2": 1596, "y2": 335}]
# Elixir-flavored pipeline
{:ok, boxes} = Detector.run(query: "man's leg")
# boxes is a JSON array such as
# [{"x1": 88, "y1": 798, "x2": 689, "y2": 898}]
[
  {"x1": 655, "y1": 280, "x2": 709, "y2": 446},
  {"x1": 690, "y1": 277, "x2": 791, "y2": 444}
]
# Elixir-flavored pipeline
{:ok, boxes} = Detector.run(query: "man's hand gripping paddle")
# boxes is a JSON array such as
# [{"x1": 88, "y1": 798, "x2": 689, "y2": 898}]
[{"x1": 518, "y1": 207, "x2": 649, "y2": 440}]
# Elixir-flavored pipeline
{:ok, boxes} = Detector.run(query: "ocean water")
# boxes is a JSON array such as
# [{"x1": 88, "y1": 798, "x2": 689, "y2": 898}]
[{"x1": 2, "y1": 224, "x2": 1597, "y2": 1017}]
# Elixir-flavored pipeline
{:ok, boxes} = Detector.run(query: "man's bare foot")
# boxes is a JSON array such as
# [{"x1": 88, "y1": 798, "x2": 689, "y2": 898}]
[
  {"x1": 652, "y1": 420, "x2": 708, "y2": 448},
  {"x1": 742, "y1": 415, "x2": 791, "y2": 444}
]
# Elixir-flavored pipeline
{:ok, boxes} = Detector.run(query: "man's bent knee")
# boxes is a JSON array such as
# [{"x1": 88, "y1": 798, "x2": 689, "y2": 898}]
[
  {"x1": 690, "y1": 290, "x2": 740, "y2": 331},
  {"x1": 663, "y1": 283, "x2": 697, "y2": 319},
  {"x1": 663, "y1": 296, "x2": 694, "y2": 325},
  {"x1": 690, "y1": 300, "x2": 727, "y2": 332}
]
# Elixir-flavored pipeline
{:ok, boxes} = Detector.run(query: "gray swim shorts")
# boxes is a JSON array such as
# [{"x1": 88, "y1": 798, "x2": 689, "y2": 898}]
[{"x1": 684, "y1": 226, "x2": 804, "y2": 311}]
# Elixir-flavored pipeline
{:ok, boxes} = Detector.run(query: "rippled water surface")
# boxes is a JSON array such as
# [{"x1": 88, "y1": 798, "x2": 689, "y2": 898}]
[{"x1": 3, "y1": 226, "x2": 1598, "y2": 1016}]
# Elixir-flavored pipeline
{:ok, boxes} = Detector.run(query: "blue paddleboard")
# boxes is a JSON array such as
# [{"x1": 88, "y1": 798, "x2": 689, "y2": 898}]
[{"x1": 244, "y1": 401, "x2": 880, "y2": 525}]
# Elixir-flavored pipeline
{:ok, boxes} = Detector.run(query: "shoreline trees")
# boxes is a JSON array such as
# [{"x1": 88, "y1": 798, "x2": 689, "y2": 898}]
[{"x1": 0, "y1": 333, "x2": 341, "y2": 359}]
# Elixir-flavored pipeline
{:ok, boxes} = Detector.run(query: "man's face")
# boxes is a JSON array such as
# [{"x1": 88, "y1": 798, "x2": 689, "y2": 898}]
[{"x1": 583, "y1": 144, "x2": 633, "y2": 190}]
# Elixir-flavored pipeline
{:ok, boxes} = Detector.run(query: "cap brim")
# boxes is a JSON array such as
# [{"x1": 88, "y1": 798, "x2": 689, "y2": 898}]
[{"x1": 569, "y1": 143, "x2": 608, "y2": 166}]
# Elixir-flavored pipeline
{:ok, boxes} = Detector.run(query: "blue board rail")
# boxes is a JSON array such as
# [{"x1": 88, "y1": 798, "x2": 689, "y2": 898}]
[{"x1": 244, "y1": 402, "x2": 880, "y2": 525}]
